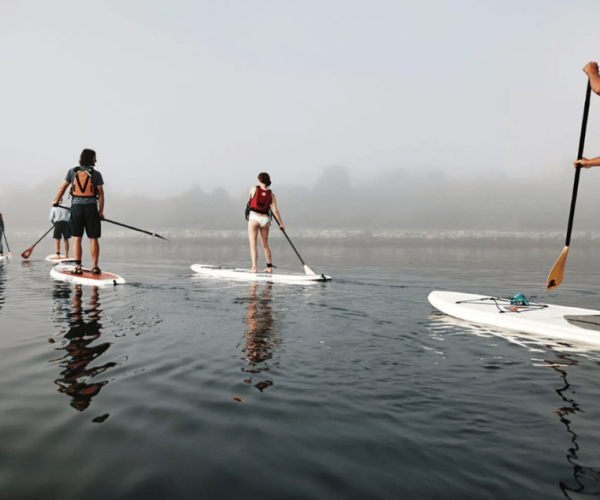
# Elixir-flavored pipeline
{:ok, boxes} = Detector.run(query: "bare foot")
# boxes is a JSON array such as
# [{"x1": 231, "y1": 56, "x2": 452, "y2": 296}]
[
  {"x1": 246, "y1": 268, "x2": 257, "y2": 273},
  {"x1": 262, "y1": 267, "x2": 272, "y2": 273}
]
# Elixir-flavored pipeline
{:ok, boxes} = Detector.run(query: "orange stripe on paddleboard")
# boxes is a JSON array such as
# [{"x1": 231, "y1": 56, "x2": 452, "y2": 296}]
[{"x1": 57, "y1": 270, "x2": 120, "y2": 280}]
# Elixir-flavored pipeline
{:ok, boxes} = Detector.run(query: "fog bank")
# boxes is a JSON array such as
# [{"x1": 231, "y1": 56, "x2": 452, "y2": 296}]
[{"x1": 2, "y1": 166, "x2": 599, "y2": 236}]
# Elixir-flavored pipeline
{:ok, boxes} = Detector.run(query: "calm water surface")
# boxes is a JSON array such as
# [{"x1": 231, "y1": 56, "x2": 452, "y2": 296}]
[{"x1": 2, "y1": 236, "x2": 600, "y2": 499}]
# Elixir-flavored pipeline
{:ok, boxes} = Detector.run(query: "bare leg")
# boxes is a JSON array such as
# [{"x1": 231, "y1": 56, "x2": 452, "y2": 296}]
[
  {"x1": 247, "y1": 221, "x2": 260, "y2": 272},
  {"x1": 64, "y1": 239, "x2": 69, "y2": 258},
  {"x1": 55, "y1": 238, "x2": 60, "y2": 255},
  {"x1": 90, "y1": 238, "x2": 100, "y2": 269},
  {"x1": 259, "y1": 224, "x2": 272, "y2": 272},
  {"x1": 73, "y1": 237, "x2": 83, "y2": 262}
]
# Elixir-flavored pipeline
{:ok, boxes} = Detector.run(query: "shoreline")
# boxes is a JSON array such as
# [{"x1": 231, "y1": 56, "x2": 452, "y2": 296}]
[{"x1": 8, "y1": 228, "x2": 600, "y2": 244}]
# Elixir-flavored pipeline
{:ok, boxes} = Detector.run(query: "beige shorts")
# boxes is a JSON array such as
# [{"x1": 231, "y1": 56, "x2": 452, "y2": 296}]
[{"x1": 249, "y1": 212, "x2": 269, "y2": 228}]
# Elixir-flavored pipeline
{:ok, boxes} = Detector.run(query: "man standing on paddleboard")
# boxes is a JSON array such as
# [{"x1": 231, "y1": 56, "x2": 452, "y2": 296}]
[
  {"x1": 52, "y1": 149, "x2": 105, "y2": 275},
  {"x1": 49, "y1": 198, "x2": 71, "y2": 259},
  {"x1": 575, "y1": 62, "x2": 600, "y2": 169},
  {"x1": 247, "y1": 173, "x2": 284, "y2": 273}
]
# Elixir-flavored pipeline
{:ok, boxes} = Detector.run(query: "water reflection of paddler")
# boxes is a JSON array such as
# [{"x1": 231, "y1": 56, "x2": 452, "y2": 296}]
[
  {"x1": 544, "y1": 354, "x2": 600, "y2": 497},
  {"x1": 239, "y1": 282, "x2": 280, "y2": 392},
  {"x1": 51, "y1": 285, "x2": 115, "y2": 412}
]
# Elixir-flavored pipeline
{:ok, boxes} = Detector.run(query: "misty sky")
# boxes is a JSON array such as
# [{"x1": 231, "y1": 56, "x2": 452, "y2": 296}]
[{"x1": 2, "y1": 0, "x2": 600, "y2": 199}]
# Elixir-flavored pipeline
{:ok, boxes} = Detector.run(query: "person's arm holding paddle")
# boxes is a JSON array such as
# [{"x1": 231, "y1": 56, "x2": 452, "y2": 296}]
[
  {"x1": 574, "y1": 157, "x2": 600, "y2": 169},
  {"x1": 97, "y1": 185, "x2": 105, "y2": 220},
  {"x1": 52, "y1": 181, "x2": 70, "y2": 207},
  {"x1": 271, "y1": 194, "x2": 284, "y2": 232},
  {"x1": 584, "y1": 62, "x2": 600, "y2": 95}
]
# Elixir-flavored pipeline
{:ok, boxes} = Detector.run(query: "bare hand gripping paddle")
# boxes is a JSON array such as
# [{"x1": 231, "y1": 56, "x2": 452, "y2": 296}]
[{"x1": 547, "y1": 79, "x2": 592, "y2": 290}]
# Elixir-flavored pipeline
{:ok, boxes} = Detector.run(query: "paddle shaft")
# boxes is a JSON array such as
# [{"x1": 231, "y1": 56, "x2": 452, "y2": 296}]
[
  {"x1": 57, "y1": 206, "x2": 169, "y2": 241},
  {"x1": 270, "y1": 213, "x2": 307, "y2": 266},
  {"x1": 565, "y1": 80, "x2": 592, "y2": 247},
  {"x1": 3, "y1": 230, "x2": 10, "y2": 253},
  {"x1": 31, "y1": 226, "x2": 54, "y2": 248},
  {"x1": 101, "y1": 218, "x2": 169, "y2": 241}
]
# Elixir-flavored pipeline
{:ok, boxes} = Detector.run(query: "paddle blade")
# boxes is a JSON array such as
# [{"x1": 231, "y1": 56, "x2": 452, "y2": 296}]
[
  {"x1": 547, "y1": 246, "x2": 569, "y2": 290},
  {"x1": 21, "y1": 247, "x2": 34, "y2": 260},
  {"x1": 303, "y1": 265, "x2": 317, "y2": 276}
]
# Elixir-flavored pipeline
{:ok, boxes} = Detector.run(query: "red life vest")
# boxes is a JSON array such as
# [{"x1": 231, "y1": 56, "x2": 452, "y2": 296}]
[
  {"x1": 249, "y1": 186, "x2": 272, "y2": 214},
  {"x1": 71, "y1": 167, "x2": 96, "y2": 197}
]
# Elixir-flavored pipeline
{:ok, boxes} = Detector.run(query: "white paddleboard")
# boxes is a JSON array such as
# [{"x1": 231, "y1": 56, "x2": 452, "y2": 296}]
[
  {"x1": 50, "y1": 264, "x2": 126, "y2": 287},
  {"x1": 0, "y1": 255, "x2": 10, "y2": 262},
  {"x1": 191, "y1": 264, "x2": 331, "y2": 283},
  {"x1": 429, "y1": 290, "x2": 600, "y2": 346},
  {"x1": 45, "y1": 254, "x2": 77, "y2": 263}
]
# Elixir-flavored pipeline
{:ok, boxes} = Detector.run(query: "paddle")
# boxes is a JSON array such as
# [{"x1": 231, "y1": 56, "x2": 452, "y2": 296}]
[
  {"x1": 57, "y1": 206, "x2": 170, "y2": 241},
  {"x1": 21, "y1": 226, "x2": 54, "y2": 259},
  {"x1": 270, "y1": 213, "x2": 316, "y2": 275},
  {"x1": 3, "y1": 231, "x2": 12, "y2": 258},
  {"x1": 547, "y1": 79, "x2": 592, "y2": 290}
]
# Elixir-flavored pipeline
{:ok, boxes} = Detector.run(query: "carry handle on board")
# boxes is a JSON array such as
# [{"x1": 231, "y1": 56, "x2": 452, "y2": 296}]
[{"x1": 547, "y1": 79, "x2": 592, "y2": 290}]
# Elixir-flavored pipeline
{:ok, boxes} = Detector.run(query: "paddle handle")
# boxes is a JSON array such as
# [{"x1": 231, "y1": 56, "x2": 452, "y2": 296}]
[{"x1": 565, "y1": 79, "x2": 591, "y2": 247}]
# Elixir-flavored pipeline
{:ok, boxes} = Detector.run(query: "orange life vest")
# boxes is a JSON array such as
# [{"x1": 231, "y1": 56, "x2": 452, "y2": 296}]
[
  {"x1": 71, "y1": 168, "x2": 96, "y2": 197},
  {"x1": 249, "y1": 187, "x2": 272, "y2": 214}
]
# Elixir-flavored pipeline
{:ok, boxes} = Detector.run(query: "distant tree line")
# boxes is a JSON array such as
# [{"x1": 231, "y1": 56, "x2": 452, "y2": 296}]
[{"x1": 4, "y1": 165, "x2": 600, "y2": 234}]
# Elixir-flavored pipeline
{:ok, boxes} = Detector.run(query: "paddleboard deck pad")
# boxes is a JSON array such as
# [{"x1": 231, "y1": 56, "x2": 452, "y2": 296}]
[
  {"x1": 191, "y1": 264, "x2": 331, "y2": 283},
  {"x1": 45, "y1": 254, "x2": 77, "y2": 263},
  {"x1": 429, "y1": 290, "x2": 600, "y2": 345},
  {"x1": 50, "y1": 264, "x2": 126, "y2": 287}
]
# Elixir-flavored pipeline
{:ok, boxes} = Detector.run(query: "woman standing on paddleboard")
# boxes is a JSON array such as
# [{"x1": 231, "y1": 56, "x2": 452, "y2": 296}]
[{"x1": 247, "y1": 173, "x2": 284, "y2": 273}]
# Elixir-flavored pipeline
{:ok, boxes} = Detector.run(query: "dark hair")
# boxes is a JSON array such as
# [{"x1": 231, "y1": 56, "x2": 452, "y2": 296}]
[
  {"x1": 258, "y1": 172, "x2": 271, "y2": 187},
  {"x1": 79, "y1": 149, "x2": 96, "y2": 167}
]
